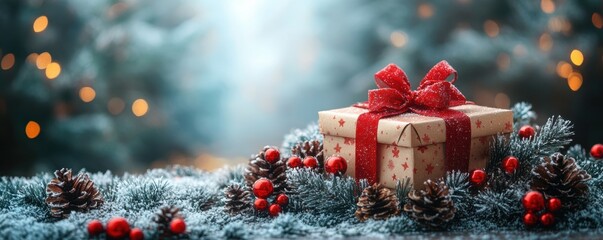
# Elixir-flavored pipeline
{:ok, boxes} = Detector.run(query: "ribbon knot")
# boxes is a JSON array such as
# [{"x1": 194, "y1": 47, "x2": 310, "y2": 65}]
[{"x1": 367, "y1": 60, "x2": 466, "y2": 116}]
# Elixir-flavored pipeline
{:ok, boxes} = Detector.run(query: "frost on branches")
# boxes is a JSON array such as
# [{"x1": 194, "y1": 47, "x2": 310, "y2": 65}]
[{"x1": 1, "y1": 102, "x2": 603, "y2": 239}]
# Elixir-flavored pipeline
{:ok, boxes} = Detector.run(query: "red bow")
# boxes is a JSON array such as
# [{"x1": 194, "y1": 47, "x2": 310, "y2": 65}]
[
  {"x1": 354, "y1": 60, "x2": 471, "y2": 185},
  {"x1": 366, "y1": 60, "x2": 466, "y2": 116}
]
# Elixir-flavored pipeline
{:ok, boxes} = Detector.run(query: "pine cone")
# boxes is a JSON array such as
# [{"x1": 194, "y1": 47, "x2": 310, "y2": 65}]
[
  {"x1": 45, "y1": 168, "x2": 103, "y2": 218},
  {"x1": 404, "y1": 180, "x2": 456, "y2": 228},
  {"x1": 355, "y1": 184, "x2": 400, "y2": 222},
  {"x1": 531, "y1": 152, "x2": 591, "y2": 201},
  {"x1": 224, "y1": 184, "x2": 251, "y2": 215},
  {"x1": 153, "y1": 206, "x2": 183, "y2": 239},
  {"x1": 486, "y1": 169, "x2": 513, "y2": 192},
  {"x1": 291, "y1": 140, "x2": 324, "y2": 172},
  {"x1": 244, "y1": 146, "x2": 288, "y2": 195}
]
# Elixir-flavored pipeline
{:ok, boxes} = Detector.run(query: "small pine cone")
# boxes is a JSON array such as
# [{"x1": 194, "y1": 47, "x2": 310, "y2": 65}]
[
  {"x1": 531, "y1": 152, "x2": 591, "y2": 201},
  {"x1": 153, "y1": 206, "x2": 183, "y2": 239},
  {"x1": 355, "y1": 184, "x2": 400, "y2": 222},
  {"x1": 291, "y1": 140, "x2": 324, "y2": 172},
  {"x1": 224, "y1": 184, "x2": 251, "y2": 215},
  {"x1": 45, "y1": 168, "x2": 103, "y2": 218},
  {"x1": 404, "y1": 180, "x2": 456, "y2": 229},
  {"x1": 486, "y1": 169, "x2": 513, "y2": 192},
  {"x1": 244, "y1": 146, "x2": 288, "y2": 195}
]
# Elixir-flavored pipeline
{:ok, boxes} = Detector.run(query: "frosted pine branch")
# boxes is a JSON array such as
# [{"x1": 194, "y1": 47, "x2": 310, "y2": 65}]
[
  {"x1": 511, "y1": 102, "x2": 536, "y2": 130},
  {"x1": 533, "y1": 116, "x2": 574, "y2": 156}
]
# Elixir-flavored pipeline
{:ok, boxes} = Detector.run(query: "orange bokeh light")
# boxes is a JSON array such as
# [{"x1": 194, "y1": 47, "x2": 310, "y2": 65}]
[
  {"x1": 25, "y1": 121, "x2": 41, "y2": 139},
  {"x1": 1, "y1": 53, "x2": 15, "y2": 70},
  {"x1": 33, "y1": 16, "x2": 48, "y2": 33},
  {"x1": 132, "y1": 99, "x2": 149, "y2": 117}
]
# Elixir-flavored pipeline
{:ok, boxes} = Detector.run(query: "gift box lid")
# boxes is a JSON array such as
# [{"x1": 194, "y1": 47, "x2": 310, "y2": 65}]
[{"x1": 318, "y1": 104, "x2": 513, "y2": 147}]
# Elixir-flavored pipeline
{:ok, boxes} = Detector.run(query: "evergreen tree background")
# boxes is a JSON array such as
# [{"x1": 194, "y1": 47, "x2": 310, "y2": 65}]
[{"x1": 1, "y1": 0, "x2": 602, "y2": 175}]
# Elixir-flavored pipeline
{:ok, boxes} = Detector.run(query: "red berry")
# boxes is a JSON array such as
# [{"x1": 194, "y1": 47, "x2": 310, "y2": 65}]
[
  {"x1": 522, "y1": 191, "x2": 545, "y2": 212},
  {"x1": 252, "y1": 178, "x2": 274, "y2": 198},
  {"x1": 265, "y1": 148, "x2": 280, "y2": 164},
  {"x1": 129, "y1": 228, "x2": 144, "y2": 240},
  {"x1": 547, "y1": 198, "x2": 562, "y2": 212},
  {"x1": 523, "y1": 212, "x2": 538, "y2": 227},
  {"x1": 87, "y1": 219, "x2": 104, "y2": 236},
  {"x1": 303, "y1": 156, "x2": 318, "y2": 169},
  {"x1": 254, "y1": 198, "x2": 269, "y2": 211},
  {"x1": 502, "y1": 156, "x2": 519, "y2": 174},
  {"x1": 540, "y1": 212, "x2": 555, "y2": 227},
  {"x1": 470, "y1": 169, "x2": 487, "y2": 186},
  {"x1": 106, "y1": 217, "x2": 131, "y2": 239},
  {"x1": 518, "y1": 125, "x2": 535, "y2": 139},
  {"x1": 287, "y1": 156, "x2": 303, "y2": 168},
  {"x1": 591, "y1": 144, "x2": 603, "y2": 159},
  {"x1": 268, "y1": 204, "x2": 282, "y2": 217},
  {"x1": 170, "y1": 218, "x2": 187, "y2": 234},
  {"x1": 276, "y1": 193, "x2": 289, "y2": 206},
  {"x1": 325, "y1": 156, "x2": 347, "y2": 175}
]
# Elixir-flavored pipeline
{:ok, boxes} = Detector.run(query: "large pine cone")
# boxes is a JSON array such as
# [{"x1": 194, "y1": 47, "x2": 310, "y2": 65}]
[
  {"x1": 45, "y1": 168, "x2": 103, "y2": 218},
  {"x1": 224, "y1": 184, "x2": 251, "y2": 215},
  {"x1": 404, "y1": 180, "x2": 456, "y2": 228},
  {"x1": 153, "y1": 206, "x2": 183, "y2": 239},
  {"x1": 244, "y1": 146, "x2": 288, "y2": 195},
  {"x1": 355, "y1": 184, "x2": 400, "y2": 222},
  {"x1": 531, "y1": 152, "x2": 591, "y2": 201},
  {"x1": 291, "y1": 140, "x2": 324, "y2": 172}
]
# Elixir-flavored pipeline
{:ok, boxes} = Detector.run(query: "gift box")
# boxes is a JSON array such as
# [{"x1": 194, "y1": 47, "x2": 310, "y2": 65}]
[
  {"x1": 318, "y1": 61, "x2": 513, "y2": 189},
  {"x1": 319, "y1": 104, "x2": 513, "y2": 188}
]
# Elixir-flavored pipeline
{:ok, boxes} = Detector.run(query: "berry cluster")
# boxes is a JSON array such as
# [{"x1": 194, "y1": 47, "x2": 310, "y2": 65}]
[
  {"x1": 88, "y1": 216, "x2": 186, "y2": 239},
  {"x1": 87, "y1": 217, "x2": 142, "y2": 240},
  {"x1": 252, "y1": 178, "x2": 289, "y2": 217},
  {"x1": 521, "y1": 191, "x2": 561, "y2": 227},
  {"x1": 288, "y1": 155, "x2": 348, "y2": 175}
]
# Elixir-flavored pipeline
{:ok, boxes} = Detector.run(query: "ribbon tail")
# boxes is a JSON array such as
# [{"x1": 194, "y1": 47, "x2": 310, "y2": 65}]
[
  {"x1": 414, "y1": 108, "x2": 471, "y2": 172},
  {"x1": 355, "y1": 112, "x2": 382, "y2": 184}
]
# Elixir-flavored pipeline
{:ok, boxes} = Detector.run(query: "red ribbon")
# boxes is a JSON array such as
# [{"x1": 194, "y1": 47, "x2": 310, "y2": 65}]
[{"x1": 354, "y1": 61, "x2": 471, "y2": 184}]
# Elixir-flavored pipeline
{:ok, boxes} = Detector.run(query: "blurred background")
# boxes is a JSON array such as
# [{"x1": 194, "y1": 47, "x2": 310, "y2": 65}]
[{"x1": 0, "y1": 0, "x2": 601, "y2": 176}]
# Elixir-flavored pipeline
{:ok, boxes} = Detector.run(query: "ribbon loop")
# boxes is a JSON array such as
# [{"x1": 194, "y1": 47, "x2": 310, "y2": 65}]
[
  {"x1": 419, "y1": 60, "x2": 458, "y2": 86},
  {"x1": 374, "y1": 64, "x2": 412, "y2": 96}
]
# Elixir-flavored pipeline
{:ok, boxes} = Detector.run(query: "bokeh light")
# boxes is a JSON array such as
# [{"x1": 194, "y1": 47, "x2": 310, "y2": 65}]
[
  {"x1": 27, "y1": 53, "x2": 39, "y2": 64},
  {"x1": 496, "y1": 53, "x2": 510, "y2": 71},
  {"x1": 570, "y1": 49, "x2": 584, "y2": 66},
  {"x1": 108, "y1": 98, "x2": 125, "y2": 115},
  {"x1": 556, "y1": 61, "x2": 572, "y2": 78},
  {"x1": 36, "y1": 52, "x2": 52, "y2": 69},
  {"x1": 484, "y1": 20, "x2": 499, "y2": 37},
  {"x1": 1, "y1": 53, "x2": 15, "y2": 70},
  {"x1": 33, "y1": 16, "x2": 48, "y2": 33},
  {"x1": 418, "y1": 4, "x2": 434, "y2": 19},
  {"x1": 539, "y1": 33, "x2": 553, "y2": 51},
  {"x1": 45, "y1": 62, "x2": 61, "y2": 79},
  {"x1": 25, "y1": 121, "x2": 41, "y2": 139},
  {"x1": 593, "y1": 13, "x2": 603, "y2": 29},
  {"x1": 567, "y1": 72, "x2": 583, "y2": 91},
  {"x1": 79, "y1": 87, "x2": 96, "y2": 103},
  {"x1": 132, "y1": 99, "x2": 149, "y2": 117},
  {"x1": 390, "y1": 31, "x2": 407, "y2": 48},
  {"x1": 540, "y1": 0, "x2": 555, "y2": 14}
]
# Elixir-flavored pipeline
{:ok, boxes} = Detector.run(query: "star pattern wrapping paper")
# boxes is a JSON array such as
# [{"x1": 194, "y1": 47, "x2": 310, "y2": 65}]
[{"x1": 319, "y1": 104, "x2": 513, "y2": 188}]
